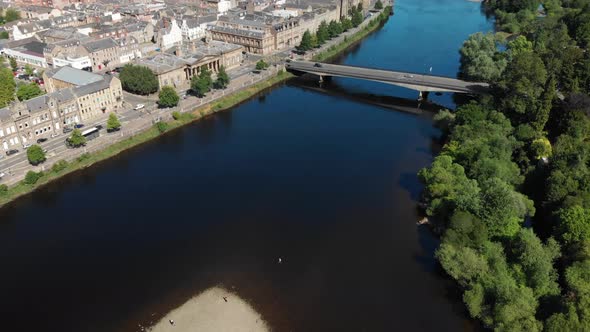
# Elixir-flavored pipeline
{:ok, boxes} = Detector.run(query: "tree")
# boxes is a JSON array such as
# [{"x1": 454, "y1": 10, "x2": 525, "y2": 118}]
[
  {"x1": 459, "y1": 32, "x2": 507, "y2": 82},
  {"x1": 557, "y1": 206, "x2": 590, "y2": 245},
  {"x1": 119, "y1": 64, "x2": 159, "y2": 95},
  {"x1": 328, "y1": 20, "x2": 343, "y2": 38},
  {"x1": 4, "y1": 9, "x2": 20, "y2": 23},
  {"x1": 24, "y1": 65, "x2": 33, "y2": 76},
  {"x1": 0, "y1": 31, "x2": 9, "y2": 40},
  {"x1": 298, "y1": 30, "x2": 313, "y2": 51},
  {"x1": 499, "y1": 51, "x2": 552, "y2": 131},
  {"x1": 341, "y1": 17, "x2": 353, "y2": 31},
  {"x1": 507, "y1": 35, "x2": 533, "y2": 58},
  {"x1": 0, "y1": 67, "x2": 15, "y2": 107},
  {"x1": 214, "y1": 65, "x2": 230, "y2": 89},
  {"x1": 67, "y1": 129, "x2": 86, "y2": 148},
  {"x1": 26, "y1": 145, "x2": 46, "y2": 166},
  {"x1": 16, "y1": 82, "x2": 43, "y2": 101},
  {"x1": 375, "y1": 0, "x2": 384, "y2": 9},
  {"x1": 190, "y1": 66, "x2": 212, "y2": 97},
  {"x1": 156, "y1": 121, "x2": 168, "y2": 133},
  {"x1": 418, "y1": 155, "x2": 482, "y2": 220},
  {"x1": 158, "y1": 86, "x2": 179, "y2": 107},
  {"x1": 0, "y1": 184, "x2": 7, "y2": 195},
  {"x1": 351, "y1": 9, "x2": 363, "y2": 27},
  {"x1": 106, "y1": 113, "x2": 121, "y2": 132},
  {"x1": 255, "y1": 60, "x2": 269, "y2": 70},
  {"x1": 316, "y1": 21, "x2": 330, "y2": 44},
  {"x1": 9, "y1": 57, "x2": 17, "y2": 71}
]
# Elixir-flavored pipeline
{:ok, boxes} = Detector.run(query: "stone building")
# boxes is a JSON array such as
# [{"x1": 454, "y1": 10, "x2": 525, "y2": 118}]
[
  {"x1": 82, "y1": 38, "x2": 120, "y2": 72},
  {"x1": 0, "y1": 74, "x2": 124, "y2": 151},
  {"x1": 135, "y1": 39, "x2": 243, "y2": 90},
  {"x1": 43, "y1": 66, "x2": 103, "y2": 93}
]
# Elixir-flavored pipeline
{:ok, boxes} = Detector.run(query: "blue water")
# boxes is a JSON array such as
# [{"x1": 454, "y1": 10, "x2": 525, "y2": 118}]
[{"x1": 0, "y1": 1, "x2": 493, "y2": 331}]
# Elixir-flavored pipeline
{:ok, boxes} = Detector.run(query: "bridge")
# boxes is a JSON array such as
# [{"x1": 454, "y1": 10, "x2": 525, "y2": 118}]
[{"x1": 285, "y1": 61, "x2": 490, "y2": 100}]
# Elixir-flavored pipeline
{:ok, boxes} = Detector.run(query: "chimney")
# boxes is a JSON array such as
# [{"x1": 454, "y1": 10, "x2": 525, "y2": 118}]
[{"x1": 246, "y1": 0, "x2": 254, "y2": 15}]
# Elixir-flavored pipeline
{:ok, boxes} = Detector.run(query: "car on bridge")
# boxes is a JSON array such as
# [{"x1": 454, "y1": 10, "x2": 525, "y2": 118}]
[{"x1": 314, "y1": 63, "x2": 323, "y2": 68}]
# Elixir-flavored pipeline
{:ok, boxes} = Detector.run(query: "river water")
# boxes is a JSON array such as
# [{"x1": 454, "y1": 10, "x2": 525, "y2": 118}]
[{"x1": 0, "y1": 1, "x2": 492, "y2": 331}]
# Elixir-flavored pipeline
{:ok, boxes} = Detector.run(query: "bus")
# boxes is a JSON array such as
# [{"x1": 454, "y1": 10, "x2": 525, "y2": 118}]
[{"x1": 81, "y1": 127, "x2": 100, "y2": 141}]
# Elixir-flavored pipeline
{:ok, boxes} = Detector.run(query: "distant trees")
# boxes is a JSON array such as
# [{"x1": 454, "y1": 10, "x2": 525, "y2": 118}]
[
  {"x1": 0, "y1": 31, "x2": 8, "y2": 39},
  {"x1": 119, "y1": 64, "x2": 159, "y2": 95},
  {"x1": 351, "y1": 6, "x2": 364, "y2": 27},
  {"x1": 0, "y1": 67, "x2": 15, "y2": 107},
  {"x1": 158, "y1": 86, "x2": 179, "y2": 107},
  {"x1": 328, "y1": 20, "x2": 343, "y2": 38},
  {"x1": 26, "y1": 145, "x2": 45, "y2": 166},
  {"x1": 9, "y1": 57, "x2": 16, "y2": 71},
  {"x1": 375, "y1": 0, "x2": 384, "y2": 10},
  {"x1": 3, "y1": 9, "x2": 20, "y2": 23},
  {"x1": 16, "y1": 82, "x2": 43, "y2": 101},
  {"x1": 316, "y1": 21, "x2": 329, "y2": 44},
  {"x1": 106, "y1": 113, "x2": 121, "y2": 132}
]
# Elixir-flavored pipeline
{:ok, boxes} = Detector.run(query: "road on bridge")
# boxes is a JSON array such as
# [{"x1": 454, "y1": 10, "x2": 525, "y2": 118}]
[{"x1": 285, "y1": 61, "x2": 489, "y2": 94}]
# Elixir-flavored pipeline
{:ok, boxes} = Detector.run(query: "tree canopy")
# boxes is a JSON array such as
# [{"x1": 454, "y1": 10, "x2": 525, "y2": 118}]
[
  {"x1": 158, "y1": 86, "x2": 179, "y2": 107},
  {"x1": 26, "y1": 145, "x2": 45, "y2": 166},
  {"x1": 107, "y1": 113, "x2": 121, "y2": 132},
  {"x1": 119, "y1": 64, "x2": 159, "y2": 95},
  {"x1": 0, "y1": 67, "x2": 15, "y2": 107},
  {"x1": 67, "y1": 129, "x2": 86, "y2": 148},
  {"x1": 214, "y1": 65, "x2": 230, "y2": 89},
  {"x1": 16, "y1": 83, "x2": 43, "y2": 101},
  {"x1": 191, "y1": 66, "x2": 212, "y2": 97}
]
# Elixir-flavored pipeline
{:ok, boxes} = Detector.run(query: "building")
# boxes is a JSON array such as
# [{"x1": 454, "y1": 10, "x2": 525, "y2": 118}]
[
  {"x1": 135, "y1": 39, "x2": 243, "y2": 90},
  {"x1": 22, "y1": 5, "x2": 62, "y2": 20},
  {"x1": 2, "y1": 38, "x2": 48, "y2": 68},
  {"x1": 42, "y1": 66, "x2": 103, "y2": 93},
  {"x1": 44, "y1": 39, "x2": 92, "y2": 70},
  {"x1": 12, "y1": 22, "x2": 48, "y2": 41},
  {"x1": 0, "y1": 74, "x2": 124, "y2": 151},
  {"x1": 157, "y1": 19, "x2": 183, "y2": 50},
  {"x1": 209, "y1": 15, "x2": 275, "y2": 54},
  {"x1": 181, "y1": 15, "x2": 217, "y2": 42},
  {"x1": 82, "y1": 38, "x2": 119, "y2": 72}
]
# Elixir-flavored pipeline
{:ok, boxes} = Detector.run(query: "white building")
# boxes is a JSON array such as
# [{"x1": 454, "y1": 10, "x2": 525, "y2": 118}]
[
  {"x1": 3, "y1": 39, "x2": 48, "y2": 68},
  {"x1": 52, "y1": 55, "x2": 92, "y2": 70},
  {"x1": 159, "y1": 19, "x2": 182, "y2": 50},
  {"x1": 12, "y1": 23, "x2": 48, "y2": 41},
  {"x1": 181, "y1": 15, "x2": 217, "y2": 41}
]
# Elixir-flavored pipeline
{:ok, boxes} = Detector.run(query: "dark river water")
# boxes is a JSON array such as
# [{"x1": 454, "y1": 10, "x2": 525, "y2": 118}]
[{"x1": 0, "y1": 1, "x2": 493, "y2": 331}]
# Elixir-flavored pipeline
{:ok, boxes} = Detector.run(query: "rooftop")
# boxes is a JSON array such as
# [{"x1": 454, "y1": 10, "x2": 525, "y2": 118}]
[{"x1": 47, "y1": 66, "x2": 104, "y2": 86}]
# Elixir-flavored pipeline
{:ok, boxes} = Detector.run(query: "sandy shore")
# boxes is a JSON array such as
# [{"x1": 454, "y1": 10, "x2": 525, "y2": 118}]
[{"x1": 149, "y1": 287, "x2": 269, "y2": 332}]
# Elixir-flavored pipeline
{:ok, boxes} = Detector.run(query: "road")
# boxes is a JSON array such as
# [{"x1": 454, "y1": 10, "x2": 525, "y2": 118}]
[{"x1": 285, "y1": 61, "x2": 490, "y2": 93}]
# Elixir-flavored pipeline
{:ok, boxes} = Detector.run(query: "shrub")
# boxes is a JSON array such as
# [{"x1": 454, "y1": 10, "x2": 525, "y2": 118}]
[
  {"x1": 23, "y1": 171, "x2": 43, "y2": 185},
  {"x1": 156, "y1": 121, "x2": 168, "y2": 133},
  {"x1": 172, "y1": 111, "x2": 181, "y2": 120},
  {"x1": 76, "y1": 153, "x2": 91, "y2": 162},
  {"x1": 51, "y1": 160, "x2": 69, "y2": 173},
  {"x1": 0, "y1": 184, "x2": 8, "y2": 195},
  {"x1": 158, "y1": 86, "x2": 180, "y2": 108}
]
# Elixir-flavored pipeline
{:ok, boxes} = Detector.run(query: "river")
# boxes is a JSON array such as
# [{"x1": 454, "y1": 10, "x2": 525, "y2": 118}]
[{"x1": 0, "y1": 1, "x2": 493, "y2": 331}]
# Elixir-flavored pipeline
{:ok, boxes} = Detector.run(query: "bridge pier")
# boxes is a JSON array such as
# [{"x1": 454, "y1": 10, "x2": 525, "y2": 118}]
[{"x1": 418, "y1": 91, "x2": 430, "y2": 101}]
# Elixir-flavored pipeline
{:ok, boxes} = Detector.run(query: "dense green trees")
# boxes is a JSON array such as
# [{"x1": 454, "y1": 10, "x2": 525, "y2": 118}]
[
  {"x1": 16, "y1": 82, "x2": 43, "y2": 101},
  {"x1": 316, "y1": 21, "x2": 329, "y2": 44},
  {"x1": 298, "y1": 30, "x2": 313, "y2": 51},
  {"x1": 375, "y1": 0, "x2": 383, "y2": 10},
  {"x1": 9, "y1": 57, "x2": 16, "y2": 71},
  {"x1": 423, "y1": 0, "x2": 590, "y2": 330},
  {"x1": 158, "y1": 86, "x2": 179, "y2": 107},
  {"x1": 0, "y1": 67, "x2": 15, "y2": 107},
  {"x1": 119, "y1": 64, "x2": 159, "y2": 95},
  {"x1": 214, "y1": 65, "x2": 230, "y2": 89},
  {"x1": 459, "y1": 32, "x2": 506, "y2": 82},
  {"x1": 328, "y1": 20, "x2": 343, "y2": 38},
  {"x1": 26, "y1": 145, "x2": 45, "y2": 166},
  {"x1": 3, "y1": 9, "x2": 20, "y2": 23},
  {"x1": 351, "y1": 7, "x2": 363, "y2": 27},
  {"x1": 191, "y1": 66, "x2": 212, "y2": 97},
  {"x1": 107, "y1": 113, "x2": 121, "y2": 132},
  {"x1": 255, "y1": 60, "x2": 269, "y2": 71}
]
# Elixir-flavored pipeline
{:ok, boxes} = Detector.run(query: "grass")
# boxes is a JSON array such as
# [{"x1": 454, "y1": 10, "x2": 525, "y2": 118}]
[
  {"x1": 313, "y1": 6, "x2": 392, "y2": 62},
  {"x1": 0, "y1": 71, "x2": 294, "y2": 207}
]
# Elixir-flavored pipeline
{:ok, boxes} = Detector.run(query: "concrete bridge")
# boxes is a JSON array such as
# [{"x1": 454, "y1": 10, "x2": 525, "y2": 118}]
[{"x1": 285, "y1": 61, "x2": 490, "y2": 100}]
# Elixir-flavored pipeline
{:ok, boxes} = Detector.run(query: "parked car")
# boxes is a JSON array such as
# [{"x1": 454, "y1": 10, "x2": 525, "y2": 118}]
[
  {"x1": 314, "y1": 62, "x2": 322, "y2": 68},
  {"x1": 63, "y1": 127, "x2": 73, "y2": 134},
  {"x1": 36, "y1": 138, "x2": 48, "y2": 144},
  {"x1": 95, "y1": 125, "x2": 103, "y2": 130},
  {"x1": 50, "y1": 133, "x2": 59, "y2": 138},
  {"x1": 75, "y1": 123, "x2": 84, "y2": 129},
  {"x1": 23, "y1": 143, "x2": 31, "y2": 149},
  {"x1": 6, "y1": 149, "x2": 18, "y2": 156},
  {"x1": 134, "y1": 104, "x2": 145, "y2": 110}
]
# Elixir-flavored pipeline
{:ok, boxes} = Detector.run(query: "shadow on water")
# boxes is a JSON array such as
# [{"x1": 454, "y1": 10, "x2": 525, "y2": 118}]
[{"x1": 287, "y1": 76, "x2": 446, "y2": 115}]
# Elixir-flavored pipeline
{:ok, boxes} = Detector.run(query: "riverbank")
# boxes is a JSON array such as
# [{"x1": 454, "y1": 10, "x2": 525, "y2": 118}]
[
  {"x1": 148, "y1": 287, "x2": 268, "y2": 332},
  {"x1": 313, "y1": 6, "x2": 393, "y2": 62},
  {"x1": 0, "y1": 9, "x2": 392, "y2": 207},
  {"x1": 0, "y1": 70, "x2": 293, "y2": 207}
]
